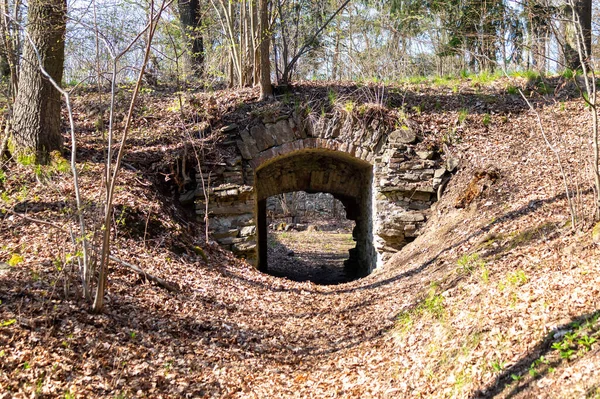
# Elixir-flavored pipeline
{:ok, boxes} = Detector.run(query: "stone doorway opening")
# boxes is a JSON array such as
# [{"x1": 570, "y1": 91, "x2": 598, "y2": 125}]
[
  {"x1": 255, "y1": 149, "x2": 376, "y2": 281},
  {"x1": 265, "y1": 192, "x2": 357, "y2": 285}
]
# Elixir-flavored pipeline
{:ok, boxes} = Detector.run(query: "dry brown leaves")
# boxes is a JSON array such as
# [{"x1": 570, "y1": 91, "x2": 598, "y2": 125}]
[{"x1": 1, "y1": 81, "x2": 600, "y2": 398}]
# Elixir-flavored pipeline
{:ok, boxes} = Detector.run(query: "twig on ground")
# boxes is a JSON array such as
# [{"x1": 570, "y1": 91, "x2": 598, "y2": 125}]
[
  {"x1": 109, "y1": 255, "x2": 180, "y2": 293},
  {"x1": 1, "y1": 207, "x2": 68, "y2": 231}
]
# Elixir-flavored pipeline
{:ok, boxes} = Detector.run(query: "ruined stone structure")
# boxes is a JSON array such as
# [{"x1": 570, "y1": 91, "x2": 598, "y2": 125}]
[
  {"x1": 190, "y1": 108, "x2": 451, "y2": 276},
  {"x1": 267, "y1": 192, "x2": 346, "y2": 221}
]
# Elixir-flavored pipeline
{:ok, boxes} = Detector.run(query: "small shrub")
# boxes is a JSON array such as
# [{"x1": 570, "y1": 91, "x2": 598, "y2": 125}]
[
  {"x1": 17, "y1": 154, "x2": 36, "y2": 166},
  {"x1": 499, "y1": 269, "x2": 528, "y2": 290},
  {"x1": 458, "y1": 109, "x2": 468, "y2": 125},
  {"x1": 560, "y1": 69, "x2": 575, "y2": 79},
  {"x1": 511, "y1": 69, "x2": 541, "y2": 81},
  {"x1": 343, "y1": 101, "x2": 355, "y2": 113},
  {"x1": 457, "y1": 253, "x2": 489, "y2": 283},
  {"x1": 327, "y1": 89, "x2": 337, "y2": 105},
  {"x1": 506, "y1": 85, "x2": 519, "y2": 95},
  {"x1": 50, "y1": 152, "x2": 70, "y2": 174},
  {"x1": 482, "y1": 113, "x2": 491, "y2": 126},
  {"x1": 471, "y1": 70, "x2": 500, "y2": 85}
]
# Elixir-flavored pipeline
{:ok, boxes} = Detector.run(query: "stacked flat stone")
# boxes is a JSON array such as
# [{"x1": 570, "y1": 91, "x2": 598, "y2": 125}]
[{"x1": 186, "y1": 107, "x2": 454, "y2": 271}]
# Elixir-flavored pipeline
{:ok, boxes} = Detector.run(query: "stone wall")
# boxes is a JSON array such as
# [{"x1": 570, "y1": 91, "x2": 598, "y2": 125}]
[
  {"x1": 188, "y1": 106, "x2": 451, "y2": 271},
  {"x1": 267, "y1": 192, "x2": 347, "y2": 221}
]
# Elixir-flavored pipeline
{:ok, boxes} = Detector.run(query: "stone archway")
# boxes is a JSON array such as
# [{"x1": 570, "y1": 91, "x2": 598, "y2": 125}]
[
  {"x1": 254, "y1": 149, "x2": 375, "y2": 275},
  {"x1": 192, "y1": 108, "x2": 450, "y2": 276}
]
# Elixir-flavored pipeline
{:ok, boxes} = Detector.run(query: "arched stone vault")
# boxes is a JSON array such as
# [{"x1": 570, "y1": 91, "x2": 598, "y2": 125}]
[
  {"x1": 255, "y1": 149, "x2": 371, "y2": 201},
  {"x1": 254, "y1": 149, "x2": 374, "y2": 275},
  {"x1": 192, "y1": 108, "x2": 452, "y2": 274}
]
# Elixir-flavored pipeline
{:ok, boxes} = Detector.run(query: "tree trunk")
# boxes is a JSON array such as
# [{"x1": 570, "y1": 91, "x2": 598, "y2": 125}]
[
  {"x1": 178, "y1": 0, "x2": 204, "y2": 78},
  {"x1": 528, "y1": 0, "x2": 549, "y2": 73},
  {"x1": 259, "y1": 0, "x2": 272, "y2": 99},
  {"x1": 564, "y1": 0, "x2": 592, "y2": 70},
  {"x1": 576, "y1": 0, "x2": 592, "y2": 65},
  {"x1": 250, "y1": 0, "x2": 259, "y2": 85},
  {"x1": 0, "y1": 50, "x2": 10, "y2": 80},
  {"x1": 11, "y1": 0, "x2": 66, "y2": 164}
]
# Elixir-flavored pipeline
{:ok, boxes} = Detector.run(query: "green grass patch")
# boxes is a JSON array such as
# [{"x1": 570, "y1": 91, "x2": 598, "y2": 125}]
[
  {"x1": 551, "y1": 312, "x2": 600, "y2": 360},
  {"x1": 560, "y1": 69, "x2": 576, "y2": 79},
  {"x1": 458, "y1": 109, "x2": 468, "y2": 125},
  {"x1": 498, "y1": 269, "x2": 528, "y2": 290},
  {"x1": 456, "y1": 253, "x2": 489, "y2": 283},
  {"x1": 470, "y1": 70, "x2": 502, "y2": 85},
  {"x1": 50, "y1": 152, "x2": 71, "y2": 174},
  {"x1": 17, "y1": 153, "x2": 36, "y2": 166},
  {"x1": 506, "y1": 85, "x2": 519, "y2": 95},
  {"x1": 510, "y1": 69, "x2": 542, "y2": 81},
  {"x1": 396, "y1": 284, "x2": 446, "y2": 334},
  {"x1": 482, "y1": 113, "x2": 491, "y2": 126},
  {"x1": 406, "y1": 76, "x2": 428, "y2": 85}
]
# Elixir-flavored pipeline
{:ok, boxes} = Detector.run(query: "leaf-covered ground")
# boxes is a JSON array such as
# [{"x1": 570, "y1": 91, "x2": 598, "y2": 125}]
[
  {"x1": 1, "y1": 78, "x2": 600, "y2": 398},
  {"x1": 267, "y1": 229, "x2": 355, "y2": 285}
]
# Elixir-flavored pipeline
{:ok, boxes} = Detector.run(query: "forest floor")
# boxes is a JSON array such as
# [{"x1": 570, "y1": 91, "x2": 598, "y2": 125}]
[
  {"x1": 1, "y1": 77, "x2": 600, "y2": 398},
  {"x1": 267, "y1": 228, "x2": 355, "y2": 285}
]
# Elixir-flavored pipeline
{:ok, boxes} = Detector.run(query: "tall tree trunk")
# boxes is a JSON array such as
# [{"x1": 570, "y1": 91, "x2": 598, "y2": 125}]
[
  {"x1": 332, "y1": 27, "x2": 340, "y2": 80},
  {"x1": 259, "y1": 0, "x2": 272, "y2": 99},
  {"x1": 576, "y1": 0, "x2": 592, "y2": 65},
  {"x1": 564, "y1": 0, "x2": 592, "y2": 70},
  {"x1": 250, "y1": 0, "x2": 259, "y2": 85},
  {"x1": 528, "y1": 0, "x2": 549, "y2": 73},
  {"x1": 0, "y1": 0, "x2": 21, "y2": 101},
  {"x1": 11, "y1": 0, "x2": 66, "y2": 164},
  {"x1": 0, "y1": 48, "x2": 10, "y2": 80},
  {"x1": 178, "y1": 0, "x2": 204, "y2": 78}
]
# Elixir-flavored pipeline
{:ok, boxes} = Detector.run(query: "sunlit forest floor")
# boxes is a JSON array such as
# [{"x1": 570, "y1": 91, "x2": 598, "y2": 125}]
[
  {"x1": 1, "y1": 78, "x2": 600, "y2": 398},
  {"x1": 267, "y1": 228, "x2": 355, "y2": 285}
]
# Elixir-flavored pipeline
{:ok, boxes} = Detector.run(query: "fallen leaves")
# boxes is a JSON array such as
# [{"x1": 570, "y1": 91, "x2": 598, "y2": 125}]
[{"x1": 1, "y1": 83, "x2": 600, "y2": 398}]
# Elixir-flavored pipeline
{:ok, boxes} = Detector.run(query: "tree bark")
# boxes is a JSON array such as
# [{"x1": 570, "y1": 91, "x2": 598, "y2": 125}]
[
  {"x1": 177, "y1": 0, "x2": 204, "y2": 78},
  {"x1": 564, "y1": 0, "x2": 592, "y2": 70},
  {"x1": 11, "y1": 0, "x2": 66, "y2": 164},
  {"x1": 0, "y1": 44, "x2": 10, "y2": 79},
  {"x1": 259, "y1": 0, "x2": 272, "y2": 99}
]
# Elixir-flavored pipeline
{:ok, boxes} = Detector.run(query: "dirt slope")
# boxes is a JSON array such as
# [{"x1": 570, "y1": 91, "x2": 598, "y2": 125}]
[{"x1": 1, "y1": 79, "x2": 600, "y2": 398}]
